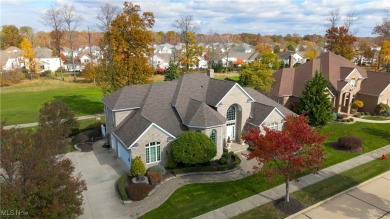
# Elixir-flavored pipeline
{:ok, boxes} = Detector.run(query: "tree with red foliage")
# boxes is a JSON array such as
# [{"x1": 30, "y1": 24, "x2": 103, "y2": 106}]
[{"x1": 245, "y1": 115, "x2": 326, "y2": 203}]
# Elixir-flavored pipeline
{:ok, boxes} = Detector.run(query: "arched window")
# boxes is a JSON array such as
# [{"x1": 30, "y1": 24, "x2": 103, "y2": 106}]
[
  {"x1": 210, "y1": 129, "x2": 217, "y2": 145},
  {"x1": 145, "y1": 142, "x2": 161, "y2": 163},
  {"x1": 227, "y1": 105, "x2": 236, "y2": 121}
]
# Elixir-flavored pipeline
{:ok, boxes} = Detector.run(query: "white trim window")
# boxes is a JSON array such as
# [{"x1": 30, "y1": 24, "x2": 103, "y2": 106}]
[
  {"x1": 227, "y1": 105, "x2": 236, "y2": 121},
  {"x1": 210, "y1": 129, "x2": 217, "y2": 145},
  {"x1": 145, "y1": 142, "x2": 161, "y2": 163},
  {"x1": 268, "y1": 122, "x2": 278, "y2": 130}
]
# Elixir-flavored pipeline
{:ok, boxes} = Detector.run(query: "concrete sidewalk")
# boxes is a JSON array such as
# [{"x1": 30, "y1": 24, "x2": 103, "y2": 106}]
[
  {"x1": 195, "y1": 145, "x2": 390, "y2": 219},
  {"x1": 288, "y1": 171, "x2": 390, "y2": 219},
  {"x1": 3, "y1": 114, "x2": 104, "y2": 130},
  {"x1": 353, "y1": 117, "x2": 390, "y2": 123}
]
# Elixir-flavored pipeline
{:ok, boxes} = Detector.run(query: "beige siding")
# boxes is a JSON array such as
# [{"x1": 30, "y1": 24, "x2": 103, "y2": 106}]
[
  {"x1": 379, "y1": 86, "x2": 390, "y2": 106},
  {"x1": 204, "y1": 126, "x2": 224, "y2": 159},
  {"x1": 130, "y1": 125, "x2": 171, "y2": 169},
  {"x1": 114, "y1": 110, "x2": 133, "y2": 127},
  {"x1": 259, "y1": 109, "x2": 284, "y2": 133},
  {"x1": 217, "y1": 85, "x2": 252, "y2": 142}
]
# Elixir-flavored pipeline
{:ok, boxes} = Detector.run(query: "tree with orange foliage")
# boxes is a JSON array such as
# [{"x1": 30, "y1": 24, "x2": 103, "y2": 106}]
[
  {"x1": 245, "y1": 115, "x2": 326, "y2": 203},
  {"x1": 96, "y1": 2, "x2": 155, "y2": 94}
]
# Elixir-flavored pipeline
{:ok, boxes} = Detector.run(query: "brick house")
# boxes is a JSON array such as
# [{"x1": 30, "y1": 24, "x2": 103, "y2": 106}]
[{"x1": 102, "y1": 72, "x2": 293, "y2": 169}]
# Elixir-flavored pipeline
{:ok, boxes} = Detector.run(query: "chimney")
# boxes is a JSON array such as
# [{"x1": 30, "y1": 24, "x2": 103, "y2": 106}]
[
  {"x1": 289, "y1": 55, "x2": 294, "y2": 68},
  {"x1": 207, "y1": 68, "x2": 214, "y2": 78}
]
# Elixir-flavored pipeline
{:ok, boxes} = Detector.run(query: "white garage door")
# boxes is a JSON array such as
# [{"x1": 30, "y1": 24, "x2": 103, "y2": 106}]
[{"x1": 118, "y1": 143, "x2": 131, "y2": 168}]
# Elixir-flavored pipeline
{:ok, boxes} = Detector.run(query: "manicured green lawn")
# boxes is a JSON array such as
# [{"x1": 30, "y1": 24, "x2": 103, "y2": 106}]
[
  {"x1": 233, "y1": 154, "x2": 390, "y2": 219},
  {"x1": 0, "y1": 79, "x2": 104, "y2": 125},
  {"x1": 320, "y1": 122, "x2": 390, "y2": 166},
  {"x1": 142, "y1": 122, "x2": 390, "y2": 219}
]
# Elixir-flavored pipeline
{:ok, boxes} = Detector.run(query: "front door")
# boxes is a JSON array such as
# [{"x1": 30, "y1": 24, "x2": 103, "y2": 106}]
[{"x1": 226, "y1": 123, "x2": 235, "y2": 141}]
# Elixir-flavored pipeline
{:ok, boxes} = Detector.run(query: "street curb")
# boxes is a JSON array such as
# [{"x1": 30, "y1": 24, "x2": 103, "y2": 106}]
[{"x1": 286, "y1": 170, "x2": 390, "y2": 219}]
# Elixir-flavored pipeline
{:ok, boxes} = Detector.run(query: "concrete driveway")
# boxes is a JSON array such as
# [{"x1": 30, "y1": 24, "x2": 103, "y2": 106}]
[
  {"x1": 65, "y1": 140, "x2": 129, "y2": 219},
  {"x1": 289, "y1": 171, "x2": 390, "y2": 219}
]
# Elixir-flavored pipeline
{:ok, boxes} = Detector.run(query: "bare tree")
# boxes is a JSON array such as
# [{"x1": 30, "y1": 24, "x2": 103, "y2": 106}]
[
  {"x1": 173, "y1": 15, "x2": 199, "y2": 72},
  {"x1": 42, "y1": 5, "x2": 64, "y2": 80},
  {"x1": 97, "y1": 3, "x2": 119, "y2": 32},
  {"x1": 61, "y1": 4, "x2": 82, "y2": 80},
  {"x1": 327, "y1": 9, "x2": 340, "y2": 27}
]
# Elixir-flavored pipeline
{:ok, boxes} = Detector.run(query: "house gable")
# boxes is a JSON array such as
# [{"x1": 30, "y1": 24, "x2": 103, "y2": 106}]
[{"x1": 216, "y1": 83, "x2": 254, "y2": 107}]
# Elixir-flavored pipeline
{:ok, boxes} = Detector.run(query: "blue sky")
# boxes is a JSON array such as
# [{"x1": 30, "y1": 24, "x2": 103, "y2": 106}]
[{"x1": 1, "y1": 0, "x2": 388, "y2": 37}]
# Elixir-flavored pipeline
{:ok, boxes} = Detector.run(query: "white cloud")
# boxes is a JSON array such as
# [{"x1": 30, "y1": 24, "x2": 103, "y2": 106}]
[{"x1": 0, "y1": 0, "x2": 388, "y2": 37}]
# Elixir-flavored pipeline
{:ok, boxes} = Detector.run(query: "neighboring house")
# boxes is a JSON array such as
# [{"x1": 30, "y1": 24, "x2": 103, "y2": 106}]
[
  {"x1": 271, "y1": 51, "x2": 389, "y2": 114},
  {"x1": 279, "y1": 51, "x2": 306, "y2": 67},
  {"x1": 102, "y1": 72, "x2": 294, "y2": 169},
  {"x1": 218, "y1": 51, "x2": 259, "y2": 67},
  {"x1": 356, "y1": 72, "x2": 390, "y2": 112},
  {"x1": 37, "y1": 58, "x2": 61, "y2": 73}
]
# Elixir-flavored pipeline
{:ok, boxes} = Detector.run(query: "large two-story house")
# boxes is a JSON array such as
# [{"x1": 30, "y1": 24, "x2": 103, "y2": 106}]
[{"x1": 102, "y1": 71, "x2": 293, "y2": 169}]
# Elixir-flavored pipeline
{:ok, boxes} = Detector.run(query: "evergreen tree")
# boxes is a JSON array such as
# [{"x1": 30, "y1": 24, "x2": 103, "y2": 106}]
[
  {"x1": 164, "y1": 61, "x2": 180, "y2": 81},
  {"x1": 296, "y1": 71, "x2": 333, "y2": 126}
]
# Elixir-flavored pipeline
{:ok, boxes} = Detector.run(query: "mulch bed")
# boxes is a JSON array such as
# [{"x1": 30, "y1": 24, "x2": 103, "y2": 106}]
[
  {"x1": 76, "y1": 142, "x2": 93, "y2": 152},
  {"x1": 273, "y1": 197, "x2": 303, "y2": 215}
]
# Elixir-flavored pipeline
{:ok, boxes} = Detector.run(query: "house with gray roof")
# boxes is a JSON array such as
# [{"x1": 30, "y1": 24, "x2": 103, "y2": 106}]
[{"x1": 102, "y1": 72, "x2": 294, "y2": 169}]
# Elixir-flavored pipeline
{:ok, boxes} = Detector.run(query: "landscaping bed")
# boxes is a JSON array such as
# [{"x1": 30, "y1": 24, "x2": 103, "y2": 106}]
[{"x1": 171, "y1": 152, "x2": 241, "y2": 175}]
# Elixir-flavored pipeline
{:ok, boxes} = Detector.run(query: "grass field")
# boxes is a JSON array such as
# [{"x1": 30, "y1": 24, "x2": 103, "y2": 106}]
[
  {"x1": 141, "y1": 122, "x2": 390, "y2": 219},
  {"x1": 0, "y1": 79, "x2": 103, "y2": 125}
]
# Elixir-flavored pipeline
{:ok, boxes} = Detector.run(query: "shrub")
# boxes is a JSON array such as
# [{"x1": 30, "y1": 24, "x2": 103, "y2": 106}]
[
  {"x1": 147, "y1": 165, "x2": 167, "y2": 176},
  {"x1": 348, "y1": 118, "x2": 354, "y2": 122},
  {"x1": 332, "y1": 113, "x2": 338, "y2": 121},
  {"x1": 0, "y1": 69, "x2": 26, "y2": 86},
  {"x1": 117, "y1": 175, "x2": 129, "y2": 200},
  {"x1": 365, "y1": 112, "x2": 370, "y2": 116},
  {"x1": 167, "y1": 152, "x2": 177, "y2": 169},
  {"x1": 40, "y1": 70, "x2": 52, "y2": 77},
  {"x1": 131, "y1": 156, "x2": 146, "y2": 177},
  {"x1": 170, "y1": 131, "x2": 217, "y2": 165},
  {"x1": 375, "y1": 103, "x2": 390, "y2": 116},
  {"x1": 172, "y1": 154, "x2": 241, "y2": 175},
  {"x1": 126, "y1": 183, "x2": 152, "y2": 201},
  {"x1": 147, "y1": 171, "x2": 163, "y2": 186},
  {"x1": 219, "y1": 157, "x2": 227, "y2": 165},
  {"x1": 222, "y1": 152, "x2": 232, "y2": 160},
  {"x1": 338, "y1": 136, "x2": 363, "y2": 151},
  {"x1": 351, "y1": 100, "x2": 364, "y2": 109}
]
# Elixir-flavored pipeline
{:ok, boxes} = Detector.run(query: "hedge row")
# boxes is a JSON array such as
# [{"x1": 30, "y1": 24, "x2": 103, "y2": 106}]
[
  {"x1": 117, "y1": 175, "x2": 129, "y2": 200},
  {"x1": 172, "y1": 153, "x2": 241, "y2": 175}
]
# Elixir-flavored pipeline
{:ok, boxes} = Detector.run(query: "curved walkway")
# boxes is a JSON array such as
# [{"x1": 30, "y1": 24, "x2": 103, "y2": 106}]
[
  {"x1": 352, "y1": 117, "x2": 390, "y2": 123},
  {"x1": 123, "y1": 154, "x2": 259, "y2": 218},
  {"x1": 3, "y1": 114, "x2": 104, "y2": 130}
]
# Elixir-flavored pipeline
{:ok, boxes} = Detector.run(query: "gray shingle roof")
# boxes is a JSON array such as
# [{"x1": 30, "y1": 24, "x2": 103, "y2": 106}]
[
  {"x1": 114, "y1": 111, "x2": 152, "y2": 147},
  {"x1": 102, "y1": 84, "x2": 151, "y2": 110},
  {"x1": 107, "y1": 73, "x2": 294, "y2": 147},
  {"x1": 247, "y1": 102, "x2": 276, "y2": 126},
  {"x1": 244, "y1": 87, "x2": 295, "y2": 116},
  {"x1": 185, "y1": 99, "x2": 226, "y2": 127}
]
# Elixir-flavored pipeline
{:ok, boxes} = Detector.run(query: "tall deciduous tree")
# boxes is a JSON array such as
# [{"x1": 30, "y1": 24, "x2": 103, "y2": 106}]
[
  {"x1": 20, "y1": 38, "x2": 38, "y2": 77},
  {"x1": 357, "y1": 39, "x2": 373, "y2": 65},
  {"x1": 96, "y1": 2, "x2": 155, "y2": 94},
  {"x1": 178, "y1": 31, "x2": 202, "y2": 71},
  {"x1": 325, "y1": 26, "x2": 357, "y2": 60},
  {"x1": 62, "y1": 4, "x2": 82, "y2": 77},
  {"x1": 380, "y1": 40, "x2": 390, "y2": 72},
  {"x1": 296, "y1": 71, "x2": 333, "y2": 126},
  {"x1": 0, "y1": 101, "x2": 86, "y2": 218},
  {"x1": 0, "y1": 25, "x2": 23, "y2": 49},
  {"x1": 173, "y1": 15, "x2": 199, "y2": 72},
  {"x1": 238, "y1": 60, "x2": 275, "y2": 93},
  {"x1": 373, "y1": 11, "x2": 390, "y2": 71},
  {"x1": 42, "y1": 6, "x2": 64, "y2": 79},
  {"x1": 245, "y1": 115, "x2": 326, "y2": 203}
]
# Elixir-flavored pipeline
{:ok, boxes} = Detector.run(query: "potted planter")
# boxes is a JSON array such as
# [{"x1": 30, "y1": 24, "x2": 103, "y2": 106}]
[{"x1": 226, "y1": 136, "x2": 232, "y2": 149}]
